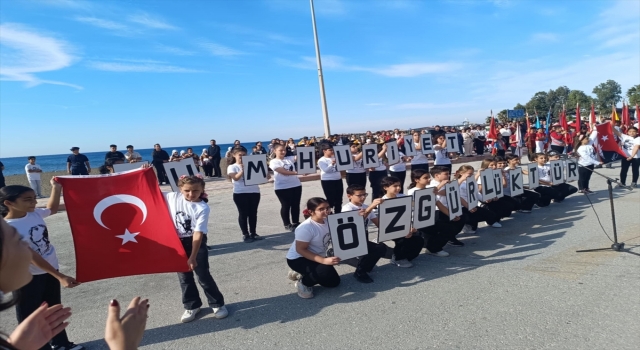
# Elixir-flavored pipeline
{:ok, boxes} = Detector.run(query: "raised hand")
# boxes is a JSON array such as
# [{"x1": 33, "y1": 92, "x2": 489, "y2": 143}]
[
  {"x1": 105, "y1": 298, "x2": 149, "y2": 350},
  {"x1": 9, "y1": 303, "x2": 71, "y2": 350}
]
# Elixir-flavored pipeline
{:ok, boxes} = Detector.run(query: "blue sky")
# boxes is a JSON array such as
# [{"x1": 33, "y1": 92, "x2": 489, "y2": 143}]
[{"x1": 1, "y1": 0, "x2": 638, "y2": 157}]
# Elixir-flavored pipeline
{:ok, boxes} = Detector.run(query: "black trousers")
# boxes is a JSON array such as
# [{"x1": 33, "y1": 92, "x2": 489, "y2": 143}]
[
  {"x1": 474, "y1": 139, "x2": 485, "y2": 155},
  {"x1": 511, "y1": 190, "x2": 541, "y2": 211},
  {"x1": 389, "y1": 170, "x2": 406, "y2": 194},
  {"x1": 421, "y1": 212, "x2": 465, "y2": 253},
  {"x1": 202, "y1": 162, "x2": 214, "y2": 177},
  {"x1": 178, "y1": 235, "x2": 225, "y2": 309},
  {"x1": 533, "y1": 186, "x2": 560, "y2": 206},
  {"x1": 620, "y1": 157, "x2": 640, "y2": 184},
  {"x1": 152, "y1": 161, "x2": 168, "y2": 184},
  {"x1": 346, "y1": 172, "x2": 367, "y2": 188},
  {"x1": 212, "y1": 157, "x2": 222, "y2": 177},
  {"x1": 233, "y1": 192, "x2": 260, "y2": 236},
  {"x1": 321, "y1": 179, "x2": 344, "y2": 214},
  {"x1": 410, "y1": 163, "x2": 429, "y2": 172},
  {"x1": 392, "y1": 235, "x2": 424, "y2": 261},
  {"x1": 357, "y1": 241, "x2": 388, "y2": 272},
  {"x1": 275, "y1": 185, "x2": 302, "y2": 226},
  {"x1": 287, "y1": 257, "x2": 340, "y2": 288},
  {"x1": 496, "y1": 149, "x2": 506, "y2": 158},
  {"x1": 464, "y1": 206, "x2": 498, "y2": 230},
  {"x1": 578, "y1": 165, "x2": 594, "y2": 190},
  {"x1": 552, "y1": 183, "x2": 578, "y2": 201},
  {"x1": 16, "y1": 273, "x2": 70, "y2": 349},
  {"x1": 70, "y1": 167, "x2": 88, "y2": 175},
  {"x1": 369, "y1": 170, "x2": 388, "y2": 200},
  {"x1": 484, "y1": 198, "x2": 515, "y2": 219}
]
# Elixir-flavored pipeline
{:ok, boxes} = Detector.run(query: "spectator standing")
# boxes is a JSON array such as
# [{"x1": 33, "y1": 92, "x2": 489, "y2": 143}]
[
  {"x1": 104, "y1": 144, "x2": 125, "y2": 162},
  {"x1": 472, "y1": 125, "x2": 487, "y2": 155},
  {"x1": 124, "y1": 145, "x2": 142, "y2": 163},
  {"x1": 151, "y1": 144, "x2": 170, "y2": 184},
  {"x1": 207, "y1": 140, "x2": 222, "y2": 178},
  {"x1": 25, "y1": 157, "x2": 43, "y2": 198},
  {"x1": 66, "y1": 147, "x2": 91, "y2": 175},
  {"x1": 462, "y1": 127, "x2": 474, "y2": 157}
]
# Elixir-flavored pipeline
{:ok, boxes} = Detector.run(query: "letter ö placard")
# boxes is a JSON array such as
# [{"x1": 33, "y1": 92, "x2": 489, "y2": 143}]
[
  {"x1": 327, "y1": 211, "x2": 368, "y2": 261},
  {"x1": 403, "y1": 135, "x2": 417, "y2": 156},
  {"x1": 362, "y1": 144, "x2": 380, "y2": 168},
  {"x1": 333, "y1": 145, "x2": 354, "y2": 171},
  {"x1": 241, "y1": 154, "x2": 268, "y2": 186},
  {"x1": 377, "y1": 196, "x2": 413, "y2": 242},
  {"x1": 412, "y1": 188, "x2": 436, "y2": 229},
  {"x1": 163, "y1": 158, "x2": 200, "y2": 192},
  {"x1": 296, "y1": 146, "x2": 317, "y2": 175}
]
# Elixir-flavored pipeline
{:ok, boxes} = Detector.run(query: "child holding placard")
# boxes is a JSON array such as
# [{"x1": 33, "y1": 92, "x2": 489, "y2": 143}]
[
  {"x1": 477, "y1": 158, "x2": 514, "y2": 221},
  {"x1": 380, "y1": 176, "x2": 424, "y2": 267},
  {"x1": 433, "y1": 134, "x2": 452, "y2": 175},
  {"x1": 546, "y1": 151, "x2": 578, "y2": 201},
  {"x1": 504, "y1": 154, "x2": 541, "y2": 212},
  {"x1": 410, "y1": 131, "x2": 430, "y2": 172},
  {"x1": 346, "y1": 143, "x2": 366, "y2": 187},
  {"x1": 228, "y1": 148, "x2": 265, "y2": 243},
  {"x1": 318, "y1": 143, "x2": 344, "y2": 214},
  {"x1": 429, "y1": 166, "x2": 467, "y2": 248},
  {"x1": 455, "y1": 165, "x2": 500, "y2": 233},
  {"x1": 494, "y1": 157, "x2": 520, "y2": 212},
  {"x1": 368, "y1": 142, "x2": 389, "y2": 201},
  {"x1": 270, "y1": 144, "x2": 302, "y2": 232},
  {"x1": 532, "y1": 153, "x2": 561, "y2": 206}
]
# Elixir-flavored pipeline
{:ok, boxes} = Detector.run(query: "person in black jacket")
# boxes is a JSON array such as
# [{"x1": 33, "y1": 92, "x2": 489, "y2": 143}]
[
  {"x1": 105, "y1": 144, "x2": 125, "y2": 162},
  {"x1": 207, "y1": 139, "x2": 222, "y2": 178},
  {"x1": 151, "y1": 143, "x2": 170, "y2": 184}
]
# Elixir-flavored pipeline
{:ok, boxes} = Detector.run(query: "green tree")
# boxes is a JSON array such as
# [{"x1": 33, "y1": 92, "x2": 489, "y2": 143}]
[
  {"x1": 627, "y1": 84, "x2": 640, "y2": 105},
  {"x1": 592, "y1": 79, "x2": 622, "y2": 114},
  {"x1": 566, "y1": 90, "x2": 593, "y2": 117},
  {"x1": 525, "y1": 91, "x2": 549, "y2": 115},
  {"x1": 546, "y1": 86, "x2": 571, "y2": 119},
  {"x1": 484, "y1": 109, "x2": 509, "y2": 125}
]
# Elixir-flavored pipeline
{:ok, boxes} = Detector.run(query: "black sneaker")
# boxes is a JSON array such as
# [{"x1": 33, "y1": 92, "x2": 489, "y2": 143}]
[
  {"x1": 250, "y1": 233, "x2": 264, "y2": 240},
  {"x1": 447, "y1": 238, "x2": 465, "y2": 247},
  {"x1": 285, "y1": 224, "x2": 295, "y2": 232},
  {"x1": 52, "y1": 343, "x2": 85, "y2": 350},
  {"x1": 242, "y1": 235, "x2": 255, "y2": 243},
  {"x1": 353, "y1": 270, "x2": 374, "y2": 283}
]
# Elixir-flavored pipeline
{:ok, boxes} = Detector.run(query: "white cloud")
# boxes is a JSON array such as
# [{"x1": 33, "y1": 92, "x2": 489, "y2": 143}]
[
  {"x1": 591, "y1": 0, "x2": 640, "y2": 48},
  {"x1": 128, "y1": 13, "x2": 178, "y2": 30},
  {"x1": 199, "y1": 42, "x2": 246, "y2": 57},
  {"x1": 396, "y1": 102, "x2": 469, "y2": 110},
  {"x1": 530, "y1": 32, "x2": 558, "y2": 42},
  {"x1": 87, "y1": 61, "x2": 201, "y2": 73},
  {"x1": 75, "y1": 16, "x2": 128, "y2": 31},
  {"x1": 0, "y1": 23, "x2": 81, "y2": 89},
  {"x1": 156, "y1": 44, "x2": 195, "y2": 56}
]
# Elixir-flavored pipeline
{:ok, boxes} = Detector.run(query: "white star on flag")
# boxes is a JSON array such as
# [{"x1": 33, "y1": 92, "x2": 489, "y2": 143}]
[
  {"x1": 601, "y1": 135, "x2": 608, "y2": 142},
  {"x1": 116, "y1": 229, "x2": 139, "y2": 245}
]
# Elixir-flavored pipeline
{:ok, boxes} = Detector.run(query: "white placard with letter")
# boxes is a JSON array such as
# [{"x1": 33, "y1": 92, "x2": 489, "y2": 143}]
[
  {"x1": 163, "y1": 158, "x2": 200, "y2": 192},
  {"x1": 550, "y1": 160, "x2": 564, "y2": 185},
  {"x1": 480, "y1": 169, "x2": 496, "y2": 201},
  {"x1": 465, "y1": 177, "x2": 479, "y2": 210},
  {"x1": 412, "y1": 188, "x2": 436, "y2": 229},
  {"x1": 327, "y1": 211, "x2": 368, "y2": 261},
  {"x1": 362, "y1": 144, "x2": 380, "y2": 168},
  {"x1": 527, "y1": 163, "x2": 539, "y2": 189},
  {"x1": 445, "y1": 133, "x2": 460, "y2": 153},
  {"x1": 403, "y1": 135, "x2": 416, "y2": 156},
  {"x1": 242, "y1": 154, "x2": 268, "y2": 186},
  {"x1": 333, "y1": 145, "x2": 354, "y2": 171},
  {"x1": 377, "y1": 196, "x2": 413, "y2": 242},
  {"x1": 566, "y1": 159, "x2": 578, "y2": 182},
  {"x1": 296, "y1": 146, "x2": 316, "y2": 175},
  {"x1": 509, "y1": 167, "x2": 524, "y2": 196},
  {"x1": 113, "y1": 161, "x2": 148, "y2": 173},
  {"x1": 493, "y1": 169, "x2": 504, "y2": 198},
  {"x1": 386, "y1": 141, "x2": 400, "y2": 166},
  {"x1": 420, "y1": 134, "x2": 434, "y2": 154},
  {"x1": 445, "y1": 180, "x2": 463, "y2": 219}
]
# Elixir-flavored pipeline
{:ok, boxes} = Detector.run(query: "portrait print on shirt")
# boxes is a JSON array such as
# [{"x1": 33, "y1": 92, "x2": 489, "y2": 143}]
[
  {"x1": 29, "y1": 224, "x2": 52, "y2": 256},
  {"x1": 175, "y1": 211, "x2": 193, "y2": 237}
]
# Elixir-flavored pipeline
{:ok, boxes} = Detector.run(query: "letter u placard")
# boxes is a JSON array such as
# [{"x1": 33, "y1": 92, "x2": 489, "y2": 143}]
[
  {"x1": 445, "y1": 180, "x2": 463, "y2": 219},
  {"x1": 377, "y1": 196, "x2": 413, "y2": 242},
  {"x1": 333, "y1": 145, "x2": 354, "y2": 171},
  {"x1": 241, "y1": 154, "x2": 268, "y2": 186},
  {"x1": 296, "y1": 147, "x2": 317, "y2": 175},
  {"x1": 327, "y1": 211, "x2": 368, "y2": 261},
  {"x1": 163, "y1": 158, "x2": 200, "y2": 192}
]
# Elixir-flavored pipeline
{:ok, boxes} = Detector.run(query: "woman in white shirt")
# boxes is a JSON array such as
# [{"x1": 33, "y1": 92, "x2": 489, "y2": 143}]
[
  {"x1": 575, "y1": 134, "x2": 602, "y2": 193},
  {"x1": 433, "y1": 134, "x2": 452, "y2": 175},
  {"x1": 345, "y1": 143, "x2": 366, "y2": 188},
  {"x1": 462, "y1": 127, "x2": 474, "y2": 157},
  {"x1": 410, "y1": 132, "x2": 429, "y2": 172},
  {"x1": 285, "y1": 198, "x2": 340, "y2": 299},
  {"x1": 228, "y1": 148, "x2": 265, "y2": 242},
  {"x1": 318, "y1": 143, "x2": 344, "y2": 214},
  {"x1": 269, "y1": 144, "x2": 302, "y2": 231}
]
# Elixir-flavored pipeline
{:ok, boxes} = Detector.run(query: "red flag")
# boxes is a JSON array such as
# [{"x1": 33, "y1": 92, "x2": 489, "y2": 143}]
[
  {"x1": 487, "y1": 110, "x2": 498, "y2": 139},
  {"x1": 560, "y1": 104, "x2": 568, "y2": 131},
  {"x1": 594, "y1": 122, "x2": 627, "y2": 158},
  {"x1": 526, "y1": 111, "x2": 531, "y2": 131},
  {"x1": 56, "y1": 168, "x2": 189, "y2": 282},
  {"x1": 575, "y1": 103, "x2": 581, "y2": 132},
  {"x1": 622, "y1": 102, "x2": 630, "y2": 127}
]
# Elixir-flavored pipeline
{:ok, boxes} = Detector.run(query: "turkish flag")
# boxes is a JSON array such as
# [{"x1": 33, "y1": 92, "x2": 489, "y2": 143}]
[
  {"x1": 56, "y1": 168, "x2": 189, "y2": 282},
  {"x1": 594, "y1": 122, "x2": 627, "y2": 159}
]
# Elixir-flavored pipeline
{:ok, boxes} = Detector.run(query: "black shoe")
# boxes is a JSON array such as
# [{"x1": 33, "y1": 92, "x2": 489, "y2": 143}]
[
  {"x1": 291, "y1": 222, "x2": 301, "y2": 229},
  {"x1": 354, "y1": 270, "x2": 374, "y2": 283},
  {"x1": 447, "y1": 238, "x2": 465, "y2": 247},
  {"x1": 52, "y1": 343, "x2": 85, "y2": 350},
  {"x1": 285, "y1": 224, "x2": 295, "y2": 232},
  {"x1": 242, "y1": 235, "x2": 255, "y2": 243},
  {"x1": 250, "y1": 233, "x2": 264, "y2": 240}
]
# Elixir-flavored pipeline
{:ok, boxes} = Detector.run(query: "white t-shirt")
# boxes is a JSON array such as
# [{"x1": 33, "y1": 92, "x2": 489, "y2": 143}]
[
  {"x1": 125, "y1": 151, "x2": 142, "y2": 162},
  {"x1": 25, "y1": 163, "x2": 42, "y2": 181},
  {"x1": 577, "y1": 145, "x2": 600, "y2": 166},
  {"x1": 285, "y1": 218, "x2": 331, "y2": 260},
  {"x1": 411, "y1": 143, "x2": 429, "y2": 164},
  {"x1": 389, "y1": 152, "x2": 407, "y2": 172},
  {"x1": 269, "y1": 158, "x2": 301, "y2": 190},
  {"x1": 227, "y1": 164, "x2": 260, "y2": 194},
  {"x1": 346, "y1": 155, "x2": 365, "y2": 174},
  {"x1": 318, "y1": 157, "x2": 341, "y2": 180},
  {"x1": 371, "y1": 158, "x2": 387, "y2": 172},
  {"x1": 434, "y1": 146, "x2": 451, "y2": 165},
  {"x1": 500, "y1": 128, "x2": 512, "y2": 137},
  {"x1": 342, "y1": 202, "x2": 376, "y2": 227},
  {"x1": 620, "y1": 135, "x2": 640, "y2": 158},
  {"x1": 430, "y1": 180, "x2": 447, "y2": 209},
  {"x1": 6, "y1": 209, "x2": 58, "y2": 275},
  {"x1": 538, "y1": 164, "x2": 552, "y2": 184},
  {"x1": 164, "y1": 192, "x2": 209, "y2": 238}
]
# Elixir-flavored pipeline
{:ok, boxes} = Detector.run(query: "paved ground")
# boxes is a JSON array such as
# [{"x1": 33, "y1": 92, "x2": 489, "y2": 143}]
[{"x1": 2, "y1": 160, "x2": 639, "y2": 350}]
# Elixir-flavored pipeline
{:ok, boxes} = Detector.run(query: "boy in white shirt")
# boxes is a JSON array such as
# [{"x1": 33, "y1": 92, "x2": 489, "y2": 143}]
[{"x1": 25, "y1": 156, "x2": 43, "y2": 198}]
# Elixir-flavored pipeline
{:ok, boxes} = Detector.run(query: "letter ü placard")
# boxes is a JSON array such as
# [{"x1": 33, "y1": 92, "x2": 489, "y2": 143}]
[
  {"x1": 493, "y1": 169, "x2": 504, "y2": 198},
  {"x1": 445, "y1": 180, "x2": 463, "y2": 219},
  {"x1": 333, "y1": 145, "x2": 354, "y2": 171},
  {"x1": 241, "y1": 154, "x2": 268, "y2": 186},
  {"x1": 550, "y1": 160, "x2": 564, "y2": 185},
  {"x1": 412, "y1": 188, "x2": 436, "y2": 229},
  {"x1": 403, "y1": 135, "x2": 417, "y2": 156},
  {"x1": 362, "y1": 144, "x2": 379, "y2": 168},
  {"x1": 377, "y1": 196, "x2": 413, "y2": 242},
  {"x1": 296, "y1": 146, "x2": 316, "y2": 175},
  {"x1": 163, "y1": 158, "x2": 201, "y2": 192},
  {"x1": 327, "y1": 211, "x2": 368, "y2": 261}
]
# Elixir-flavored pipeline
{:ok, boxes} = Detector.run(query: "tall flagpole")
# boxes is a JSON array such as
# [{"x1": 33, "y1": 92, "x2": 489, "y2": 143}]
[{"x1": 309, "y1": 0, "x2": 331, "y2": 138}]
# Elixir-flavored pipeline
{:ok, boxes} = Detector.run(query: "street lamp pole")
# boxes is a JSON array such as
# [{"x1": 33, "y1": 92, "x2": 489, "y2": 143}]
[{"x1": 309, "y1": 0, "x2": 331, "y2": 138}]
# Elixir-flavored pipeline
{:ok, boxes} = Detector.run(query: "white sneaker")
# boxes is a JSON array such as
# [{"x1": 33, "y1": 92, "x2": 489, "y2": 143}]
[
  {"x1": 212, "y1": 305, "x2": 228, "y2": 319},
  {"x1": 390, "y1": 255, "x2": 413, "y2": 268},
  {"x1": 491, "y1": 222, "x2": 502, "y2": 228},
  {"x1": 462, "y1": 224, "x2": 476, "y2": 234},
  {"x1": 181, "y1": 308, "x2": 200, "y2": 323},
  {"x1": 295, "y1": 281, "x2": 314, "y2": 299},
  {"x1": 428, "y1": 250, "x2": 450, "y2": 257},
  {"x1": 287, "y1": 270, "x2": 302, "y2": 281}
]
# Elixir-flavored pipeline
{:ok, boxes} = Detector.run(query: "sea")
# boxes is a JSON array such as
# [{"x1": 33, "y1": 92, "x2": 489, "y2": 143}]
[{"x1": 0, "y1": 142, "x2": 267, "y2": 176}]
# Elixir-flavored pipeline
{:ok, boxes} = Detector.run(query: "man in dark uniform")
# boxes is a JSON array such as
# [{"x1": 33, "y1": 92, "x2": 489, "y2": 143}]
[
  {"x1": 207, "y1": 139, "x2": 222, "y2": 178},
  {"x1": 105, "y1": 144, "x2": 125, "y2": 162},
  {"x1": 67, "y1": 147, "x2": 91, "y2": 175}
]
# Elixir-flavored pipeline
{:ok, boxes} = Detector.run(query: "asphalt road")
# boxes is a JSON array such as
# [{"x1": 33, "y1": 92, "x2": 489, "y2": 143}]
[{"x1": 2, "y1": 161, "x2": 639, "y2": 350}]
